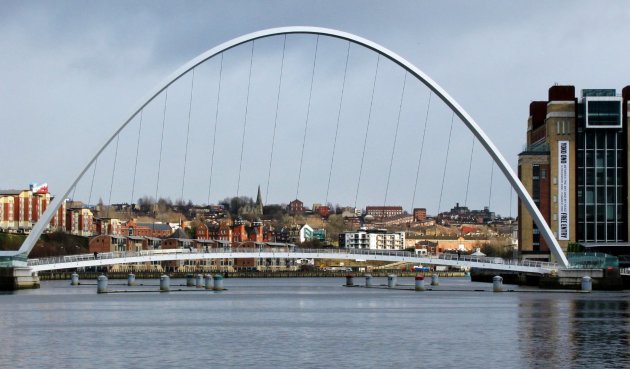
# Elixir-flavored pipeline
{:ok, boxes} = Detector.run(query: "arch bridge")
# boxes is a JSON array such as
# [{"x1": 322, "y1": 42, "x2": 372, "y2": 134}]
[{"x1": 1, "y1": 27, "x2": 570, "y2": 284}]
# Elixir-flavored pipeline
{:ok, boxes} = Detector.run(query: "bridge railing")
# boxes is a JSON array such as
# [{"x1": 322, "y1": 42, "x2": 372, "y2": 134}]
[
  {"x1": 436, "y1": 253, "x2": 558, "y2": 271},
  {"x1": 27, "y1": 248, "x2": 558, "y2": 271}
]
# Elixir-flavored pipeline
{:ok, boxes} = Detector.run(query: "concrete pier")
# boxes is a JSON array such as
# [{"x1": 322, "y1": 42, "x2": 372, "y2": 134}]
[
  {"x1": 581, "y1": 276, "x2": 592, "y2": 292},
  {"x1": 345, "y1": 274, "x2": 354, "y2": 287},
  {"x1": 387, "y1": 274, "x2": 397, "y2": 288},
  {"x1": 493, "y1": 276, "x2": 504, "y2": 292},
  {"x1": 365, "y1": 274, "x2": 373, "y2": 288},
  {"x1": 213, "y1": 274, "x2": 224, "y2": 291},
  {"x1": 70, "y1": 272, "x2": 79, "y2": 286},
  {"x1": 0, "y1": 267, "x2": 40, "y2": 290},
  {"x1": 160, "y1": 275, "x2": 170, "y2": 292},
  {"x1": 431, "y1": 274, "x2": 439, "y2": 286},
  {"x1": 415, "y1": 275, "x2": 426, "y2": 291},
  {"x1": 204, "y1": 274, "x2": 214, "y2": 290},
  {"x1": 97, "y1": 275, "x2": 108, "y2": 293}
]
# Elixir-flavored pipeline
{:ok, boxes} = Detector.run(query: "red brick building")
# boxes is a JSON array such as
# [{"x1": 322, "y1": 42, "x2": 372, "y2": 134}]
[
  {"x1": 66, "y1": 207, "x2": 95, "y2": 237},
  {"x1": 95, "y1": 218, "x2": 123, "y2": 236},
  {"x1": 366, "y1": 206, "x2": 403, "y2": 219},
  {"x1": 413, "y1": 208, "x2": 427, "y2": 222},
  {"x1": 121, "y1": 219, "x2": 172, "y2": 238},
  {"x1": 0, "y1": 188, "x2": 66, "y2": 233},
  {"x1": 288, "y1": 199, "x2": 304, "y2": 215}
]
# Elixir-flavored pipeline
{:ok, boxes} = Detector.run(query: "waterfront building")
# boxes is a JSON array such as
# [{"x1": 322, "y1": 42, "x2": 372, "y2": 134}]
[
  {"x1": 518, "y1": 85, "x2": 630, "y2": 261},
  {"x1": 94, "y1": 217, "x2": 123, "y2": 236},
  {"x1": 339, "y1": 228, "x2": 405, "y2": 250},
  {"x1": 65, "y1": 207, "x2": 95, "y2": 237},
  {"x1": 0, "y1": 186, "x2": 66, "y2": 233}
]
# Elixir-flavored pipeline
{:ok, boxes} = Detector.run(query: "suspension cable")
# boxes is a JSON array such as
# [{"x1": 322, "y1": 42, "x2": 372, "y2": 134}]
[
  {"x1": 410, "y1": 91, "x2": 432, "y2": 214},
  {"x1": 87, "y1": 158, "x2": 98, "y2": 207},
  {"x1": 265, "y1": 35, "x2": 287, "y2": 204},
  {"x1": 464, "y1": 138, "x2": 475, "y2": 206},
  {"x1": 325, "y1": 41, "x2": 351, "y2": 205},
  {"x1": 207, "y1": 53, "x2": 224, "y2": 205},
  {"x1": 437, "y1": 112, "x2": 455, "y2": 215},
  {"x1": 107, "y1": 134, "x2": 120, "y2": 207},
  {"x1": 71, "y1": 182, "x2": 78, "y2": 202},
  {"x1": 155, "y1": 90, "x2": 169, "y2": 211},
  {"x1": 236, "y1": 40, "x2": 255, "y2": 198},
  {"x1": 180, "y1": 68, "x2": 196, "y2": 202},
  {"x1": 295, "y1": 35, "x2": 320, "y2": 200},
  {"x1": 130, "y1": 110, "x2": 144, "y2": 210},
  {"x1": 354, "y1": 55, "x2": 381, "y2": 209},
  {"x1": 383, "y1": 72, "x2": 407, "y2": 207}
]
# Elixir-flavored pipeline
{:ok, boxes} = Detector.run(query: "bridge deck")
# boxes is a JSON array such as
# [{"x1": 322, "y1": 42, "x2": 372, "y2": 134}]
[{"x1": 28, "y1": 248, "x2": 558, "y2": 274}]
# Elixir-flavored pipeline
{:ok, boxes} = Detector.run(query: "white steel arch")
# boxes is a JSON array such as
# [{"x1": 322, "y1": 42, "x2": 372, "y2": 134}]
[{"x1": 14, "y1": 26, "x2": 569, "y2": 267}]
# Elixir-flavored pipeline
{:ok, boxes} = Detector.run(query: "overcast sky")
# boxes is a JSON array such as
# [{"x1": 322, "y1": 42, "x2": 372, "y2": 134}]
[{"x1": 1, "y1": 1, "x2": 629, "y2": 217}]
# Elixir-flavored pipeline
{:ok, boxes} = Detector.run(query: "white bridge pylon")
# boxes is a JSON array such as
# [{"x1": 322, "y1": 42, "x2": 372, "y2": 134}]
[
  {"x1": 16, "y1": 26, "x2": 569, "y2": 268},
  {"x1": 28, "y1": 249, "x2": 558, "y2": 275}
]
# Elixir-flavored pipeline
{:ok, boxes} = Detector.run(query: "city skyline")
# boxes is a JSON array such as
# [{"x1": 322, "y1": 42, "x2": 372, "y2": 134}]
[{"x1": 1, "y1": 1, "x2": 629, "y2": 218}]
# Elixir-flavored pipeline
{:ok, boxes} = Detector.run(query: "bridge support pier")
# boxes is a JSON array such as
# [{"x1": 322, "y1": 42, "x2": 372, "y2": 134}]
[
  {"x1": 415, "y1": 275, "x2": 426, "y2": 291},
  {"x1": 387, "y1": 275, "x2": 397, "y2": 288},
  {"x1": 71, "y1": 272, "x2": 79, "y2": 286},
  {"x1": 204, "y1": 274, "x2": 214, "y2": 290},
  {"x1": 213, "y1": 274, "x2": 224, "y2": 291},
  {"x1": 493, "y1": 276, "x2": 504, "y2": 292},
  {"x1": 0, "y1": 267, "x2": 40, "y2": 291},
  {"x1": 365, "y1": 274, "x2": 373, "y2": 287},
  {"x1": 431, "y1": 274, "x2": 439, "y2": 286},
  {"x1": 345, "y1": 274, "x2": 354, "y2": 287}
]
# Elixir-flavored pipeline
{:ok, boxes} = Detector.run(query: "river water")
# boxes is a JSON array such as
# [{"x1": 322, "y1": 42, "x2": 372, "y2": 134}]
[{"x1": 1, "y1": 277, "x2": 629, "y2": 368}]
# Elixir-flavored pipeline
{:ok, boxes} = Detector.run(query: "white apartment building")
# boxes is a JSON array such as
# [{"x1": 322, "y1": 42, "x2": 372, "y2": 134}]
[{"x1": 341, "y1": 228, "x2": 405, "y2": 250}]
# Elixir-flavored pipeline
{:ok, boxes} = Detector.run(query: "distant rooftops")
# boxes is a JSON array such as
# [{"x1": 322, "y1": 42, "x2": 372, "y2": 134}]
[{"x1": 0, "y1": 189, "x2": 29, "y2": 195}]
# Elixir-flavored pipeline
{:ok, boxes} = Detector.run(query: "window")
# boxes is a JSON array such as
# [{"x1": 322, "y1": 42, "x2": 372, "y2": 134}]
[{"x1": 585, "y1": 98, "x2": 622, "y2": 128}]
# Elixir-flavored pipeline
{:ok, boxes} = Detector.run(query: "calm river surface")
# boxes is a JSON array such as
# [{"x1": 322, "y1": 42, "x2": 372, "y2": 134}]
[{"x1": 1, "y1": 277, "x2": 629, "y2": 368}]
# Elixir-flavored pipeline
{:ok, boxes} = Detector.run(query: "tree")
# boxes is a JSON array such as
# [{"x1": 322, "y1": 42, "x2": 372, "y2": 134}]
[
  {"x1": 137, "y1": 196, "x2": 155, "y2": 214},
  {"x1": 324, "y1": 215, "x2": 346, "y2": 244},
  {"x1": 300, "y1": 239, "x2": 324, "y2": 249},
  {"x1": 567, "y1": 242, "x2": 584, "y2": 253},
  {"x1": 263, "y1": 204, "x2": 286, "y2": 219}
]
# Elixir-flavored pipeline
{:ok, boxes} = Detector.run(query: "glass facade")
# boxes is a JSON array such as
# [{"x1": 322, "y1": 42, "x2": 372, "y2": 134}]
[
  {"x1": 586, "y1": 99, "x2": 622, "y2": 128},
  {"x1": 576, "y1": 102, "x2": 627, "y2": 243}
]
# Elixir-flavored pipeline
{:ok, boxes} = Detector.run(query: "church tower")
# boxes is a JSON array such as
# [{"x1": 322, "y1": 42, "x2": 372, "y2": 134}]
[{"x1": 255, "y1": 185, "x2": 263, "y2": 215}]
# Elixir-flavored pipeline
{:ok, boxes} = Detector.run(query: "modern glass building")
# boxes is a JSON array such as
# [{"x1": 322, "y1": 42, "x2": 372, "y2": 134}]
[{"x1": 518, "y1": 85, "x2": 630, "y2": 262}]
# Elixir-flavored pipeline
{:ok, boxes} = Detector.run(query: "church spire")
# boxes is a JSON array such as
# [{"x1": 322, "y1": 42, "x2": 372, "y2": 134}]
[{"x1": 255, "y1": 185, "x2": 263, "y2": 214}]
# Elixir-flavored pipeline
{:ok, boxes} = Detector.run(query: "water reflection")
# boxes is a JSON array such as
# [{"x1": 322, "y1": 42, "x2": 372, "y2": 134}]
[
  {"x1": 520, "y1": 295, "x2": 630, "y2": 369},
  {"x1": 571, "y1": 299, "x2": 630, "y2": 368}
]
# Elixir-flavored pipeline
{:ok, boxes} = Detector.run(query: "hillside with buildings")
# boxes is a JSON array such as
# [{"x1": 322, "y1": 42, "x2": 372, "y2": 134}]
[{"x1": 0, "y1": 182, "x2": 517, "y2": 268}]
